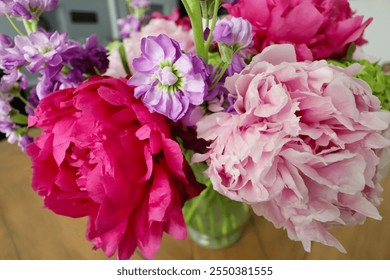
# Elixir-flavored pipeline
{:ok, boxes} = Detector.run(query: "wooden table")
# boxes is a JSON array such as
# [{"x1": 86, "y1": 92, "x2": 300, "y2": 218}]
[{"x1": 1, "y1": 139, "x2": 389, "y2": 260}]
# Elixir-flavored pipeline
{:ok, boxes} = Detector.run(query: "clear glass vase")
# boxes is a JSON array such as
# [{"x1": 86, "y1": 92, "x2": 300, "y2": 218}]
[{"x1": 183, "y1": 186, "x2": 251, "y2": 249}]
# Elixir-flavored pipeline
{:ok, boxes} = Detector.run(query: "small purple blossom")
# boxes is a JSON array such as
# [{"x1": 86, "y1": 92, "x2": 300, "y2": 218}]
[
  {"x1": 227, "y1": 52, "x2": 246, "y2": 75},
  {"x1": 0, "y1": 34, "x2": 14, "y2": 48},
  {"x1": 18, "y1": 134, "x2": 33, "y2": 152},
  {"x1": 117, "y1": 15, "x2": 142, "y2": 39},
  {"x1": 0, "y1": 116, "x2": 18, "y2": 143},
  {"x1": 0, "y1": 94, "x2": 12, "y2": 116},
  {"x1": 14, "y1": 31, "x2": 70, "y2": 76},
  {"x1": 132, "y1": 0, "x2": 149, "y2": 8},
  {"x1": 26, "y1": 88, "x2": 39, "y2": 115},
  {"x1": 128, "y1": 34, "x2": 208, "y2": 121},
  {"x1": 9, "y1": 31, "x2": 107, "y2": 100},
  {"x1": 35, "y1": 70, "x2": 80, "y2": 99},
  {"x1": 0, "y1": 115, "x2": 32, "y2": 152},
  {"x1": 0, "y1": 34, "x2": 26, "y2": 72},
  {"x1": 68, "y1": 35, "x2": 109, "y2": 75},
  {"x1": 0, "y1": 69, "x2": 28, "y2": 92},
  {"x1": 0, "y1": 0, "x2": 58, "y2": 20},
  {"x1": 213, "y1": 17, "x2": 252, "y2": 49}
]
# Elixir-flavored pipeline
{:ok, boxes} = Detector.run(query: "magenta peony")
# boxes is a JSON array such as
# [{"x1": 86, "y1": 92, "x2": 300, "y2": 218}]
[
  {"x1": 194, "y1": 44, "x2": 390, "y2": 252},
  {"x1": 224, "y1": 0, "x2": 372, "y2": 61},
  {"x1": 27, "y1": 76, "x2": 203, "y2": 259}
]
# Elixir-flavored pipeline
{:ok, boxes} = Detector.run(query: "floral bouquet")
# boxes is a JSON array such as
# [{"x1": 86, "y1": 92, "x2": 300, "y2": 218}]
[{"x1": 1, "y1": 0, "x2": 390, "y2": 260}]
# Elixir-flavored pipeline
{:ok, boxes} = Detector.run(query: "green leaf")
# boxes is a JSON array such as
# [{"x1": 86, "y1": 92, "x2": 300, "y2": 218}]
[
  {"x1": 176, "y1": 137, "x2": 210, "y2": 187},
  {"x1": 15, "y1": 126, "x2": 29, "y2": 136},
  {"x1": 208, "y1": 51, "x2": 222, "y2": 68},
  {"x1": 346, "y1": 43, "x2": 356, "y2": 61},
  {"x1": 10, "y1": 113, "x2": 28, "y2": 125}
]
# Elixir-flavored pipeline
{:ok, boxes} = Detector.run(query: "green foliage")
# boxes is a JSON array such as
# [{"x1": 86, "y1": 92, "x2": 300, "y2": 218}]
[
  {"x1": 178, "y1": 137, "x2": 211, "y2": 188},
  {"x1": 328, "y1": 59, "x2": 390, "y2": 111},
  {"x1": 10, "y1": 113, "x2": 28, "y2": 125}
]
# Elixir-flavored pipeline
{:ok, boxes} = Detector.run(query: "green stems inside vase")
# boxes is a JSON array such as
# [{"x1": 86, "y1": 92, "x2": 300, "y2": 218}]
[{"x1": 183, "y1": 186, "x2": 251, "y2": 249}]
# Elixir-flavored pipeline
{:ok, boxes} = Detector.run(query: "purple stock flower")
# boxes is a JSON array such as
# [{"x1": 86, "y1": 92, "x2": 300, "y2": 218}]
[
  {"x1": 0, "y1": 114, "x2": 20, "y2": 145},
  {"x1": 30, "y1": 0, "x2": 58, "y2": 11},
  {"x1": 0, "y1": 115, "x2": 32, "y2": 152},
  {"x1": 18, "y1": 134, "x2": 33, "y2": 152},
  {"x1": 0, "y1": 34, "x2": 14, "y2": 48},
  {"x1": 10, "y1": 31, "x2": 107, "y2": 100},
  {"x1": 227, "y1": 52, "x2": 246, "y2": 75},
  {"x1": 26, "y1": 88, "x2": 39, "y2": 115},
  {"x1": 117, "y1": 15, "x2": 142, "y2": 38},
  {"x1": 0, "y1": 34, "x2": 26, "y2": 71},
  {"x1": 14, "y1": 31, "x2": 69, "y2": 76},
  {"x1": 0, "y1": 0, "x2": 58, "y2": 20},
  {"x1": 213, "y1": 16, "x2": 252, "y2": 49},
  {"x1": 68, "y1": 34, "x2": 109, "y2": 75},
  {"x1": 128, "y1": 34, "x2": 208, "y2": 121},
  {"x1": 0, "y1": 0, "x2": 31, "y2": 19},
  {"x1": 35, "y1": 70, "x2": 80, "y2": 99},
  {"x1": 0, "y1": 94, "x2": 12, "y2": 116}
]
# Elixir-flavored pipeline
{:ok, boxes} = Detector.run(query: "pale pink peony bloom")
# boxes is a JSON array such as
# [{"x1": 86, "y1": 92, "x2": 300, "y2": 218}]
[
  {"x1": 194, "y1": 44, "x2": 390, "y2": 252},
  {"x1": 106, "y1": 19, "x2": 195, "y2": 77}
]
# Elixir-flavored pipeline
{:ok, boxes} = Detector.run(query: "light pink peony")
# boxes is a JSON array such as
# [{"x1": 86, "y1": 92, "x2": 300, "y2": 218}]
[
  {"x1": 27, "y1": 76, "x2": 203, "y2": 259},
  {"x1": 106, "y1": 19, "x2": 195, "y2": 77},
  {"x1": 225, "y1": 0, "x2": 372, "y2": 61},
  {"x1": 194, "y1": 44, "x2": 390, "y2": 252}
]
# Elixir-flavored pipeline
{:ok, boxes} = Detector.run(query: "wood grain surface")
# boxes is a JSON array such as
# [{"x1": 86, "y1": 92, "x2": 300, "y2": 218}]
[{"x1": 1, "y1": 140, "x2": 389, "y2": 260}]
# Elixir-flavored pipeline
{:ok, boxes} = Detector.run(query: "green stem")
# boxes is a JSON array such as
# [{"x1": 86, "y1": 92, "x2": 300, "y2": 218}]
[
  {"x1": 31, "y1": 19, "x2": 38, "y2": 32},
  {"x1": 181, "y1": 0, "x2": 194, "y2": 19},
  {"x1": 0, "y1": 91, "x2": 9, "y2": 103},
  {"x1": 204, "y1": 0, "x2": 220, "y2": 54},
  {"x1": 200, "y1": 1, "x2": 209, "y2": 22},
  {"x1": 194, "y1": 213, "x2": 205, "y2": 233},
  {"x1": 93, "y1": 66, "x2": 102, "y2": 76},
  {"x1": 5, "y1": 14, "x2": 24, "y2": 35},
  {"x1": 208, "y1": 190, "x2": 219, "y2": 237},
  {"x1": 183, "y1": 0, "x2": 208, "y2": 62},
  {"x1": 126, "y1": 0, "x2": 133, "y2": 14},
  {"x1": 210, "y1": 62, "x2": 229, "y2": 90},
  {"x1": 23, "y1": 20, "x2": 32, "y2": 34},
  {"x1": 16, "y1": 93, "x2": 35, "y2": 109},
  {"x1": 184, "y1": 186, "x2": 211, "y2": 223},
  {"x1": 212, "y1": 61, "x2": 224, "y2": 79},
  {"x1": 216, "y1": 195, "x2": 230, "y2": 236},
  {"x1": 118, "y1": 43, "x2": 132, "y2": 76}
]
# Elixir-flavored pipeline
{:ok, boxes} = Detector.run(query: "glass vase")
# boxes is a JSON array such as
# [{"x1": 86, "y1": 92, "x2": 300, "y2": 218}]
[{"x1": 183, "y1": 186, "x2": 251, "y2": 249}]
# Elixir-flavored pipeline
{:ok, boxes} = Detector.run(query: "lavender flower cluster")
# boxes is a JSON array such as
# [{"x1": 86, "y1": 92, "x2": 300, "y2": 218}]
[
  {"x1": 0, "y1": 0, "x2": 58, "y2": 20},
  {"x1": 0, "y1": 0, "x2": 109, "y2": 151}
]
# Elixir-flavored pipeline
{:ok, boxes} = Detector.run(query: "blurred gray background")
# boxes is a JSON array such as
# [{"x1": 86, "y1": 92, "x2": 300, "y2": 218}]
[{"x1": 0, "y1": 0, "x2": 181, "y2": 45}]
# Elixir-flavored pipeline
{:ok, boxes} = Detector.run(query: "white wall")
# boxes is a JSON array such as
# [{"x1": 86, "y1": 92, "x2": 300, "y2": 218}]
[{"x1": 350, "y1": 0, "x2": 390, "y2": 62}]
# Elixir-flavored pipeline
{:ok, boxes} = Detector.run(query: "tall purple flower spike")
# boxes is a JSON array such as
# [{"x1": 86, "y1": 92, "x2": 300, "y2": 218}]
[{"x1": 128, "y1": 34, "x2": 209, "y2": 121}]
